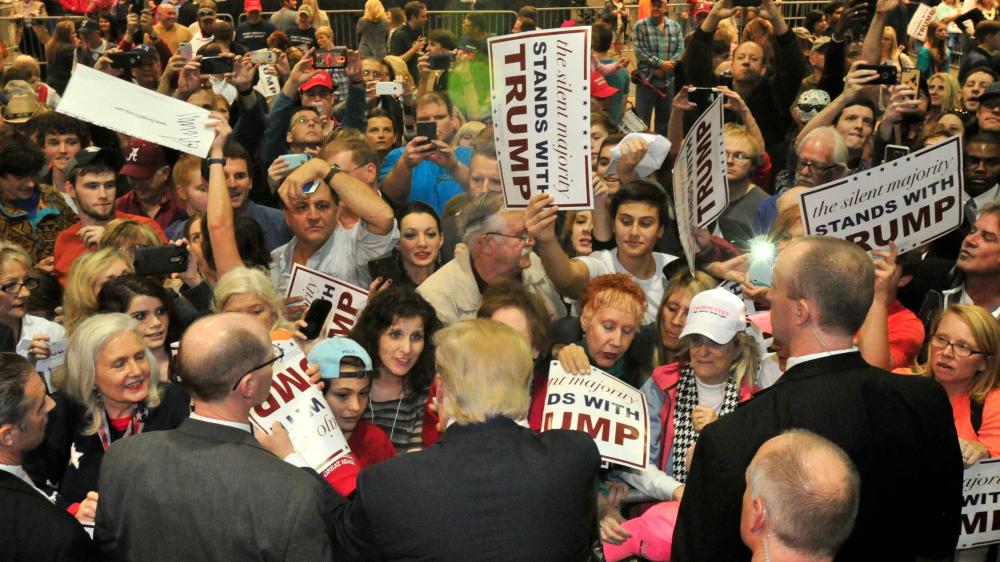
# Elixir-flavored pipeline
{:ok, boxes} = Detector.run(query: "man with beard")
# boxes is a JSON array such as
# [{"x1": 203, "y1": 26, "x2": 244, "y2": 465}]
[{"x1": 52, "y1": 147, "x2": 165, "y2": 284}]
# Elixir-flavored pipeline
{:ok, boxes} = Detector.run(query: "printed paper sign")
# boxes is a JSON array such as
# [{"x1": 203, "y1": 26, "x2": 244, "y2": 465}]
[
  {"x1": 255, "y1": 64, "x2": 281, "y2": 98},
  {"x1": 907, "y1": 3, "x2": 936, "y2": 42},
  {"x1": 959, "y1": 458, "x2": 1000, "y2": 549},
  {"x1": 799, "y1": 136, "x2": 963, "y2": 253},
  {"x1": 542, "y1": 361, "x2": 649, "y2": 469},
  {"x1": 250, "y1": 345, "x2": 354, "y2": 478},
  {"x1": 671, "y1": 94, "x2": 729, "y2": 271},
  {"x1": 488, "y1": 26, "x2": 593, "y2": 209},
  {"x1": 58, "y1": 65, "x2": 215, "y2": 157},
  {"x1": 284, "y1": 264, "x2": 369, "y2": 338}
]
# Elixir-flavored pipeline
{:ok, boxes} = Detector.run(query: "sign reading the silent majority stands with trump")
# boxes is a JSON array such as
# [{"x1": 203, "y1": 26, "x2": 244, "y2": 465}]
[
  {"x1": 250, "y1": 345, "x2": 357, "y2": 480},
  {"x1": 959, "y1": 458, "x2": 1000, "y2": 549},
  {"x1": 488, "y1": 26, "x2": 593, "y2": 210},
  {"x1": 284, "y1": 264, "x2": 368, "y2": 338},
  {"x1": 542, "y1": 362, "x2": 649, "y2": 469},
  {"x1": 798, "y1": 136, "x2": 963, "y2": 253}
]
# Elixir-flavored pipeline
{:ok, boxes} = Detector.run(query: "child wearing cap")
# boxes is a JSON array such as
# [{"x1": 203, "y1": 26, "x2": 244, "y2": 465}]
[{"x1": 309, "y1": 337, "x2": 396, "y2": 468}]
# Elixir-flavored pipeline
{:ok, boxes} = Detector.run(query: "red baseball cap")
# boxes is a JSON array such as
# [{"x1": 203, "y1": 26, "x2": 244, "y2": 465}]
[
  {"x1": 119, "y1": 139, "x2": 167, "y2": 180},
  {"x1": 244, "y1": 0, "x2": 262, "y2": 11},
  {"x1": 591, "y1": 72, "x2": 619, "y2": 99},
  {"x1": 693, "y1": 1, "x2": 712, "y2": 16},
  {"x1": 299, "y1": 72, "x2": 335, "y2": 92}
]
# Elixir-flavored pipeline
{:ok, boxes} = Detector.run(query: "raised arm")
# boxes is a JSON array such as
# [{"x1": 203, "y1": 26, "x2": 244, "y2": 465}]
[
  {"x1": 205, "y1": 113, "x2": 245, "y2": 277},
  {"x1": 524, "y1": 193, "x2": 592, "y2": 299}
]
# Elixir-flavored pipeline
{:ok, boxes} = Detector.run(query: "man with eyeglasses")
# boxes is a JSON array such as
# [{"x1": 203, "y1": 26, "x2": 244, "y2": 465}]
[
  {"x1": 273, "y1": 137, "x2": 397, "y2": 293},
  {"x1": 715, "y1": 123, "x2": 769, "y2": 248},
  {"x1": 418, "y1": 192, "x2": 564, "y2": 324},
  {"x1": 266, "y1": 106, "x2": 324, "y2": 191},
  {"x1": 673, "y1": 236, "x2": 961, "y2": 562},
  {"x1": 95, "y1": 313, "x2": 346, "y2": 559},
  {"x1": 753, "y1": 126, "x2": 848, "y2": 233},
  {"x1": 684, "y1": 0, "x2": 807, "y2": 158}
]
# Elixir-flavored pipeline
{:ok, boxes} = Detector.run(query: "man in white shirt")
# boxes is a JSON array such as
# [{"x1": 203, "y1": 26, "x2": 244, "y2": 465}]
[
  {"x1": 0, "y1": 353, "x2": 95, "y2": 558},
  {"x1": 274, "y1": 138, "x2": 398, "y2": 292},
  {"x1": 526, "y1": 180, "x2": 677, "y2": 324}
]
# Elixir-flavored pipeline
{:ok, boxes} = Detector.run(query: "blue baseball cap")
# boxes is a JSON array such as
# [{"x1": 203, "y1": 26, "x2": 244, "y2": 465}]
[{"x1": 307, "y1": 337, "x2": 374, "y2": 380}]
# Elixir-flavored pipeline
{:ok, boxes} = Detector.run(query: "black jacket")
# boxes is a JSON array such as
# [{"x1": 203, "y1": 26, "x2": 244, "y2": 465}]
[
  {"x1": 0, "y1": 470, "x2": 97, "y2": 561},
  {"x1": 672, "y1": 352, "x2": 962, "y2": 562}
]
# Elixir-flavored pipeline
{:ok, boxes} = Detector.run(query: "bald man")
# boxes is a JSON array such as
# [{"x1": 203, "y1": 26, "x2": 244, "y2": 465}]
[
  {"x1": 741, "y1": 430, "x2": 860, "y2": 562},
  {"x1": 94, "y1": 314, "x2": 340, "y2": 560}
]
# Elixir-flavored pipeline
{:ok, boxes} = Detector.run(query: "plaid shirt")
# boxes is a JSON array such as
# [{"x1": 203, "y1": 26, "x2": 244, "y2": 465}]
[{"x1": 633, "y1": 16, "x2": 684, "y2": 86}]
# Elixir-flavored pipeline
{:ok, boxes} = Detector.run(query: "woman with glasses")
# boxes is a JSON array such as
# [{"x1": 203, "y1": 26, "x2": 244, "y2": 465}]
[
  {"x1": 896, "y1": 304, "x2": 1000, "y2": 467},
  {"x1": 0, "y1": 243, "x2": 66, "y2": 388},
  {"x1": 23, "y1": 313, "x2": 189, "y2": 520}
]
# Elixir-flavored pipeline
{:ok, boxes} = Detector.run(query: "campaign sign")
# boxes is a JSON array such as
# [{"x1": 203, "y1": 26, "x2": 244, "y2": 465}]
[
  {"x1": 907, "y1": 3, "x2": 936, "y2": 42},
  {"x1": 250, "y1": 345, "x2": 353, "y2": 479},
  {"x1": 284, "y1": 264, "x2": 369, "y2": 338},
  {"x1": 798, "y1": 136, "x2": 963, "y2": 253},
  {"x1": 671, "y1": 94, "x2": 728, "y2": 271},
  {"x1": 488, "y1": 26, "x2": 593, "y2": 209},
  {"x1": 542, "y1": 361, "x2": 649, "y2": 469},
  {"x1": 959, "y1": 458, "x2": 1000, "y2": 549}
]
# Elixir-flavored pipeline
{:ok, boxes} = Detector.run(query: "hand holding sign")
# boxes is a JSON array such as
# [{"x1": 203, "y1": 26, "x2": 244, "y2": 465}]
[
  {"x1": 256, "y1": 421, "x2": 295, "y2": 458},
  {"x1": 524, "y1": 193, "x2": 559, "y2": 244},
  {"x1": 961, "y1": 438, "x2": 990, "y2": 468}
]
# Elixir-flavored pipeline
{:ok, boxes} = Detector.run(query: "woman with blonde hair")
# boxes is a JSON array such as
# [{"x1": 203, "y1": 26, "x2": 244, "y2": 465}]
[
  {"x1": 879, "y1": 26, "x2": 913, "y2": 70},
  {"x1": 925, "y1": 72, "x2": 962, "y2": 139},
  {"x1": 451, "y1": 120, "x2": 486, "y2": 148},
  {"x1": 23, "y1": 313, "x2": 189, "y2": 516},
  {"x1": 357, "y1": 0, "x2": 389, "y2": 59},
  {"x1": 300, "y1": 0, "x2": 329, "y2": 28},
  {"x1": 99, "y1": 218, "x2": 162, "y2": 262},
  {"x1": 212, "y1": 266, "x2": 292, "y2": 334},
  {"x1": 63, "y1": 247, "x2": 132, "y2": 334},
  {"x1": 897, "y1": 305, "x2": 1000, "y2": 467}
]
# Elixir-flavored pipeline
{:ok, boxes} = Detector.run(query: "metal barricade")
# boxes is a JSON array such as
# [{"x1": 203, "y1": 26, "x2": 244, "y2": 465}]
[
  {"x1": 0, "y1": 15, "x2": 84, "y2": 66},
  {"x1": 427, "y1": 10, "x2": 516, "y2": 38}
]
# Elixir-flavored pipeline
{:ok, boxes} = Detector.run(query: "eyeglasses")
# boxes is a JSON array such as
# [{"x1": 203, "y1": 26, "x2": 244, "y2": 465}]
[
  {"x1": 488, "y1": 231, "x2": 530, "y2": 243},
  {"x1": 232, "y1": 346, "x2": 284, "y2": 391},
  {"x1": 929, "y1": 334, "x2": 984, "y2": 358},
  {"x1": 0, "y1": 277, "x2": 38, "y2": 295},
  {"x1": 362, "y1": 70, "x2": 385, "y2": 79},
  {"x1": 797, "y1": 159, "x2": 839, "y2": 172},
  {"x1": 726, "y1": 151, "x2": 752, "y2": 161},
  {"x1": 797, "y1": 103, "x2": 825, "y2": 112},
  {"x1": 293, "y1": 116, "x2": 323, "y2": 127}
]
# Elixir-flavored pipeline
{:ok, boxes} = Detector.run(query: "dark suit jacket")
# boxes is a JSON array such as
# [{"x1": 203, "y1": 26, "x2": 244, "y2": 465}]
[
  {"x1": 0, "y1": 470, "x2": 97, "y2": 561},
  {"x1": 94, "y1": 418, "x2": 337, "y2": 561},
  {"x1": 672, "y1": 352, "x2": 962, "y2": 562},
  {"x1": 341, "y1": 416, "x2": 601, "y2": 561}
]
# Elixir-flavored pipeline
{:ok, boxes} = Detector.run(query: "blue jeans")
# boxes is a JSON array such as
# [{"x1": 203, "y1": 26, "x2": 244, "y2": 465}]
[{"x1": 634, "y1": 80, "x2": 673, "y2": 136}]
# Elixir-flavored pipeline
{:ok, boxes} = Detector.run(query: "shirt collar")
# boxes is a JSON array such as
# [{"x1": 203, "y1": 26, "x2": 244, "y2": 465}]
[
  {"x1": 785, "y1": 347, "x2": 858, "y2": 371},
  {"x1": 0, "y1": 463, "x2": 52, "y2": 500},
  {"x1": 189, "y1": 413, "x2": 253, "y2": 434},
  {"x1": 973, "y1": 184, "x2": 1000, "y2": 211}
]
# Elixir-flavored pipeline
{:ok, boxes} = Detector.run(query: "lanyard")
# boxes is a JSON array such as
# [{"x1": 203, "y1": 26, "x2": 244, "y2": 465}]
[{"x1": 97, "y1": 406, "x2": 146, "y2": 452}]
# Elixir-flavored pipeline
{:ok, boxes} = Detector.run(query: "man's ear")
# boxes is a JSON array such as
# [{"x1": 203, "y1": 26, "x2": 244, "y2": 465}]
[
  {"x1": 0, "y1": 423, "x2": 15, "y2": 448},
  {"x1": 64, "y1": 179, "x2": 76, "y2": 198},
  {"x1": 898, "y1": 274, "x2": 914, "y2": 289},
  {"x1": 752, "y1": 497, "x2": 768, "y2": 533}
]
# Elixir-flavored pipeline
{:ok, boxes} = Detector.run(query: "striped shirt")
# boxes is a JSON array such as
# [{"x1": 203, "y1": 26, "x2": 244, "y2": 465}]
[
  {"x1": 633, "y1": 16, "x2": 684, "y2": 86},
  {"x1": 366, "y1": 389, "x2": 429, "y2": 454}
]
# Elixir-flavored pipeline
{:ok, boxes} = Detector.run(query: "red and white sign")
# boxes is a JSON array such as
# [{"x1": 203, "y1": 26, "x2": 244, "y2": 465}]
[{"x1": 284, "y1": 264, "x2": 368, "y2": 338}]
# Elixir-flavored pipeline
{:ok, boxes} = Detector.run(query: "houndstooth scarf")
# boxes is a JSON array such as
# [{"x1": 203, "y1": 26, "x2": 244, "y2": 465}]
[{"x1": 671, "y1": 365, "x2": 740, "y2": 483}]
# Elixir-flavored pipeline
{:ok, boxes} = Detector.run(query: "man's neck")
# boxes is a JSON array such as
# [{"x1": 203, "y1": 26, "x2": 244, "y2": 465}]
[
  {"x1": 966, "y1": 274, "x2": 1000, "y2": 309},
  {"x1": 78, "y1": 212, "x2": 110, "y2": 229},
  {"x1": 786, "y1": 325, "x2": 856, "y2": 359},
  {"x1": 753, "y1": 536, "x2": 832, "y2": 562},
  {"x1": 0, "y1": 450, "x2": 22, "y2": 467},
  {"x1": 192, "y1": 400, "x2": 250, "y2": 425},
  {"x1": 727, "y1": 177, "x2": 751, "y2": 199},
  {"x1": 52, "y1": 168, "x2": 66, "y2": 193},
  {"x1": 733, "y1": 78, "x2": 757, "y2": 99},
  {"x1": 161, "y1": 21, "x2": 174, "y2": 31},
  {"x1": 472, "y1": 254, "x2": 516, "y2": 285},
  {"x1": 967, "y1": 182, "x2": 997, "y2": 199},
  {"x1": 292, "y1": 235, "x2": 327, "y2": 264},
  {"x1": 135, "y1": 188, "x2": 165, "y2": 212},
  {"x1": 616, "y1": 249, "x2": 656, "y2": 279}
]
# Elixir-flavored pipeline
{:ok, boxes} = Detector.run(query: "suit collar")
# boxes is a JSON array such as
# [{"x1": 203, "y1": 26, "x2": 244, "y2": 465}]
[
  {"x1": 0, "y1": 469, "x2": 47, "y2": 498},
  {"x1": 437, "y1": 416, "x2": 521, "y2": 443},
  {"x1": 778, "y1": 351, "x2": 869, "y2": 384},
  {"x1": 177, "y1": 417, "x2": 263, "y2": 450}
]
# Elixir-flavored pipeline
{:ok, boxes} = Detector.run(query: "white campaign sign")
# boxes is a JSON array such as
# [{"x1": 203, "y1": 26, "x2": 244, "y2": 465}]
[
  {"x1": 284, "y1": 264, "x2": 369, "y2": 338},
  {"x1": 798, "y1": 136, "x2": 963, "y2": 253},
  {"x1": 255, "y1": 64, "x2": 281, "y2": 98},
  {"x1": 907, "y1": 3, "x2": 936, "y2": 42},
  {"x1": 57, "y1": 65, "x2": 215, "y2": 157},
  {"x1": 250, "y1": 345, "x2": 353, "y2": 478},
  {"x1": 488, "y1": 26, "x2": 593, "y2": 209},
  {"x1": 671, "y1": 94, "x2": 728, "y2": 272},
  {"x1": 542, "y1": 361, "x2": 649, "y2": 469},
  {"x1": 959, "y1": 458, "x2": 1000, "y2": 549}
]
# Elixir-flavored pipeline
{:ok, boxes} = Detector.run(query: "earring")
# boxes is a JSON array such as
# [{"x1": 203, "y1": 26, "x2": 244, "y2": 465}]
[{"x1": 93, "y1": 386, "x2": 104, "y2": 410}]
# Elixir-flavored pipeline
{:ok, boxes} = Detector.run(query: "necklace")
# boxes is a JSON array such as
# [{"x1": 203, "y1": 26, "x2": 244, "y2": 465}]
[{"x1": 370, "y1": 391, "x2": 405, "y2": 443}]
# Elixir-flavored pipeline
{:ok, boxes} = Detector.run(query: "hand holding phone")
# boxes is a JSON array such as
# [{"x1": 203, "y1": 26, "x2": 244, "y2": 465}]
[
  {"x1": 200, "y1": 55, "x2": 234, "y2": 74},
  {"x1": 416, "y1": 121, "x2": 437, "y2": 144},
  {"x1": 300, "y1": 299, "x2": 332, "y2": 340}
]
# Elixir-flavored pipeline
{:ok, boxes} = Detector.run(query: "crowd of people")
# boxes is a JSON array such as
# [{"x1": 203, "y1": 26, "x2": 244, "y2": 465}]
[{"x1": 0, "y1": 0, "x2": 996, "y2": 559}]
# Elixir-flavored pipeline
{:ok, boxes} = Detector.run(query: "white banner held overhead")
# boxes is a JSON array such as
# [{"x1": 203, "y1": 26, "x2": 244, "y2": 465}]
[
  {"x1": 798, "y1": 136, "x2": 962, "y2": 253},
  {"x1": 488, "y1": 26, "x2": 593, "y2": 210},
  {"x1": 57, "y1": 65, "x2": 215, "y2": 157},
  {"x1": 671, "y1": 94, "x2": 729, "y2": 272},
  {"x1": 907, "y1": 3, "x2": 936, "y2": 42},
  {"x1": 284, "y1": 264, "x2": 369, "y2": 338},
  {"x1": 542, "y1": 361, "x2": 649, "y2": 469},
  {"x1": 958, "y1": 458, "x2": 1000, "y2": 549},
  {"x1": 250, "y1": 345, "x2": 357, "y2": 480}
]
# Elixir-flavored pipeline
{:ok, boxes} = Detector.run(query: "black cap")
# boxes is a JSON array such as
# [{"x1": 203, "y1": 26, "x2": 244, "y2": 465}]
[
  {"x1": 976, "y1": 81, "x2": 1000, "y2": 103},
  {"x1": 63, "y1": 146, "x2": 117, "y2": 180},
  {"x1": 79, "y1": 19, "x2": 100, "y2": 34}
]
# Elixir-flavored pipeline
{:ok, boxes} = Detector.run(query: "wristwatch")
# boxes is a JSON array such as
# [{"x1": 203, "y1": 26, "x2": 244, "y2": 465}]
[{"x1": 323, "y1": 162, "x2": 342, "y2": 185}]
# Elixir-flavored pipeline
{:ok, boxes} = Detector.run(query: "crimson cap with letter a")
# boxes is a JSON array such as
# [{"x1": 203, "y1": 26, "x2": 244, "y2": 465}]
[{"x1": 119, "y1": 138, "x2": 167, "y2": 180}]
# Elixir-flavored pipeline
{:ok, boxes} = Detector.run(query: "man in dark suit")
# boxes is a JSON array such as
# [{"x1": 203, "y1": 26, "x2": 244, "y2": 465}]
[
  {"x1": 672, "y1": 236, "x2": 963, "y2": 561},
  {"x1": 0, "y1": 353, "x2": 96, "y2": 561},
  {"x1": 335, "y1": 319, "x2": 601, "y2": 560},
  {"x1": 94, "y1": 313, "x2": 338, "y2": 561}
]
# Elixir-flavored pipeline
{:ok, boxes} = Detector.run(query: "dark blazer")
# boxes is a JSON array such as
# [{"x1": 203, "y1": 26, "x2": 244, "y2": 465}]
[
  {"x1": 94, "y1": 418, "x2": 337, "y2": 561},
  {"x1": 341, "y1": 416, "x2": 601, "y2": 561},
  {"x1": 0, "y1": 470, "x2": 97, "y2": 561},
  {"x1": 672, "y1": 352, "x2": 962, "y2": 562}
]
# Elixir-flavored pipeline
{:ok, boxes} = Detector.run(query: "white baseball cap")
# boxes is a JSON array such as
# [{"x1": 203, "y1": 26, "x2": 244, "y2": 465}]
[{"x1": 679, "y1": 288, "x2": 747, "y2": 345}]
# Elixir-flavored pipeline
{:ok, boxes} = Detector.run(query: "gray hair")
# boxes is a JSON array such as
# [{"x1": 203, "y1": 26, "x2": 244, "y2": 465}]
[
  {"x1": 796, "y1": 126, "x2": 849, "y2": 167},
  {"x1": 747, "y1": 429, "x2": 861, "y2": 557},
  {"x1": 459, "y1": 191, "x2": 508, "y2": 246},
  {"x1": 0, "y1": 353, "x2": 34, "y2": 431},
  {"x1": 54, "y1": 313, "x2": 160, "y2": 436}
]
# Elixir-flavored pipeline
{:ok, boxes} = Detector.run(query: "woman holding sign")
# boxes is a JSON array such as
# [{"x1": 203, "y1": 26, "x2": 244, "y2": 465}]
[
  {"x1": 23, "y1": 313, "x2": 190, "y2": 521},
  {"x1": 351, "y1": 285, "x2": 441, "y2": 453},
  {"x1": 897, "y1": 304, "x2": 1000, "y2": 467}
]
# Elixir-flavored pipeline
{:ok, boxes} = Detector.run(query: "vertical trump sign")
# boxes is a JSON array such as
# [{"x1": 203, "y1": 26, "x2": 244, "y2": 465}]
[{"x1": 488, "y1": 26, "x2": 593, "y2": 209}]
